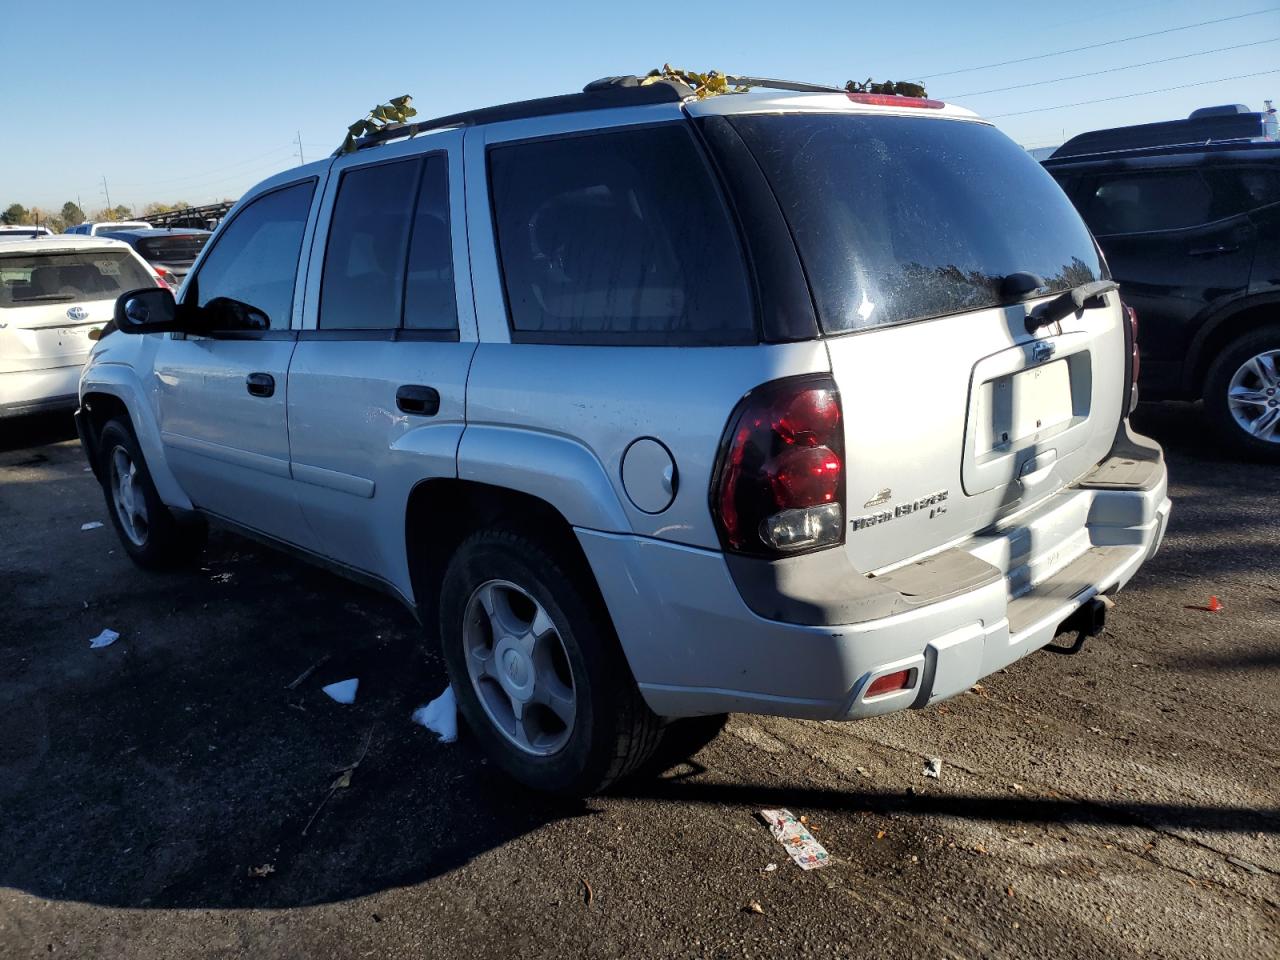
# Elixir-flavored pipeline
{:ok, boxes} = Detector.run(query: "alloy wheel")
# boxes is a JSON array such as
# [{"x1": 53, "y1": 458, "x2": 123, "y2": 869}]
[
  {"x1": 109, "y1": 446, "x2": 149, "y2": 547},
  {"x1": 1226, "y1": 349, "x2": 1280, "y2": 444},
  {"x1": 462, "y1": 579, "x2": 576, "y2": 756}
]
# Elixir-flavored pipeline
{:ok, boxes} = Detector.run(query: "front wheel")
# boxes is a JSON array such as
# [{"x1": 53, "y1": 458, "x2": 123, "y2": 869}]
[
  {"x1": 1203, "y1": 324, "x2": 1280, "y2": 462},
  {"x1": 97, "y1": 418, "x2": 206, "y2": 569},
  {"x1": 438, "y1": 529, "x2": 661, "y2": 795}
]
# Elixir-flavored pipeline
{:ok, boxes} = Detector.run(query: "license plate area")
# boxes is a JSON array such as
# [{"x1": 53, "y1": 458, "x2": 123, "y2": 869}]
[
  {"x1": 962, "y1": 337, "x2": 1093, "y2": 497},
  {"x1": 974, "y1": 359, "x2": 1073, "y2": 455}
]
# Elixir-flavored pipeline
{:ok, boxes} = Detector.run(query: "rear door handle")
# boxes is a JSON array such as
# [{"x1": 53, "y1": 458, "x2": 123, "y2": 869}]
[
  {"x1": 396, "y1": 384, "x2": 440, "y2": 416},
  {"x1": 246, "y1": 372, "x2": 275, "y2": 398},
  {"x1": 1189, "y1": 244, "x2": 1239, "y2": 257}
]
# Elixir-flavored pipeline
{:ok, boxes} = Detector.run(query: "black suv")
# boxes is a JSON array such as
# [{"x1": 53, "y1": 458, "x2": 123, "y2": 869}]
[{"x1": 1044, "y1": 112, "x2": 1280, "y2": 460}]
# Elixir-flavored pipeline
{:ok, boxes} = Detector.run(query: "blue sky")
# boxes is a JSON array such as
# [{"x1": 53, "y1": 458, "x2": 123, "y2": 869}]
[{"x1": 3, "y1": 0, "x2": 1277, "y2": 212}]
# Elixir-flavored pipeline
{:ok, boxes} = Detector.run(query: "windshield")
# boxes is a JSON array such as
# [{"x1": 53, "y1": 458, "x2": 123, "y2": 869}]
[
  {"x1": 727, "y1": 113, "x2": 1104, "y2": 334},
  {"x1": 0, "y1": 251, "x2": 155, "y2": 308}
]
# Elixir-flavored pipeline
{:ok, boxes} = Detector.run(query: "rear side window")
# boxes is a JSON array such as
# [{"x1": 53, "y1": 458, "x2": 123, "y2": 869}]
[
  {"x1": 190, "y1": 180, "x2": 314, "y2": 330},
  {"x1": 727, "y1": 114, "x2": 1104, "y2": 334},
  {"x1": 488, "y1": 125, "x2": 753, "y2": 344},
  {"x1": 1085, "y1": 171, "x2": 1212, "y2": 234},
  {"x1": 0, "y1": 251, "x2": 154, "y2": 308},
  {"x1": 319, "y1": 154, "x2": 456, "y2": 331}
]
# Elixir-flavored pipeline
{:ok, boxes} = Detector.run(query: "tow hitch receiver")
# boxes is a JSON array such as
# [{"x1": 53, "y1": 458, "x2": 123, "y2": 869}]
[{"x1": 1046, "y1": 596, "x2": 1112, "y2": 655}]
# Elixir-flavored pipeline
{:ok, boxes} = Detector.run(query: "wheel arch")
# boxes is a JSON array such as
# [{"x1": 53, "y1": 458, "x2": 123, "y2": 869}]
[{"x1": 1184, "y1": 293, "x2": 1280, "y2": 398}]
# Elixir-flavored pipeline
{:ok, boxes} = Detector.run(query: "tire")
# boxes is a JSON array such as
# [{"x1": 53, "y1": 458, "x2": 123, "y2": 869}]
[
  {"x1": 97, "y1": 418, "x2": 206, "y2": 569},
  {"x1": 1203, "y1": 324, "x2": 1280, "y2": 462},
  {"x1": 438, "y1": 528, "x2": 662, "y2": 795}
]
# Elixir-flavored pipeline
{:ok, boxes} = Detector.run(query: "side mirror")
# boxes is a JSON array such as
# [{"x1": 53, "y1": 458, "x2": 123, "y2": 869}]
[{"x1": 113, "y1": 287, "x2": 181, "y2": 334}]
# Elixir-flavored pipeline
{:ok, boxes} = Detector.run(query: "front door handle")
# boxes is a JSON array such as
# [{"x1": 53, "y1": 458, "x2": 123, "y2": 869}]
[
  {"x1": 246, "y1": 372, "x2": 275, "y2": 398},
  {"x1": 1189, "y1": 244, "x2": 1239, "y2": 257},
  {"x1": 396, "y1": 384, "x2": 440, "y2": 416}
]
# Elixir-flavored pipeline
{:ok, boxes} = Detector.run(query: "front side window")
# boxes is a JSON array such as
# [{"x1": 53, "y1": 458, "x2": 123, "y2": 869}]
[
  {"x1": 726, "y1": 113, "x2": 1104, "y2": 334},
  {"x1": 189, "y1": 180, "x2": 314, "y2": 330},
  {"x1": 488, "y1": 125, "x2": 753, "y2": 343}
]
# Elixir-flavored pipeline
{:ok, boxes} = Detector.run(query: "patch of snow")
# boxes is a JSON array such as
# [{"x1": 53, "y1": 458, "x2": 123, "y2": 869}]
[
  {"x1": 322, "y1": 678, "x2": 359, "y2": 704},
  {"x1": 412, "y1": 686, "x2": 457, "y2": 743}
]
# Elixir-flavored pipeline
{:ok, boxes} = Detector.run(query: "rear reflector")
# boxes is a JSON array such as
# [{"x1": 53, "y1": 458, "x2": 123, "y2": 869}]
[
  {"x1": 866, "y1": 670, "x2": 912, "y2": 698},
  {"x1": 846, "y1": 92, "x2": 945, "y2": 109}
]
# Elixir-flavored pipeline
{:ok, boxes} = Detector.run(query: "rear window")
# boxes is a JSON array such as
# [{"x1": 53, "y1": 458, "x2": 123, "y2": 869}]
[
  {"x1": 488, "y1": 124, "x2": 754, "y2": 344},
  {"x1": 136, "y1": 234, "x2": 208, "y2": 263},
  {"x1": 728, "y1": 114, "x2": 1104, "y2": 334},
  {"x1": 0, "y1": 251, "x2": 154, "y2": 308}
]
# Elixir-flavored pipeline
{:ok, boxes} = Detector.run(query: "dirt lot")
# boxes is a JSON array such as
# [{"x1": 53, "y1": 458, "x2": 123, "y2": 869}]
[{"x1": 0, "y1": 403, "x2": 1276, "y2": 960}]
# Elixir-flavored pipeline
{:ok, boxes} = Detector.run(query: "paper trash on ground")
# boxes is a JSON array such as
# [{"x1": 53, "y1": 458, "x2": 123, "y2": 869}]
[
  {"x1": 322, "y1": 678, "x2": 359, "y2": 704},
  {"x1": 88, "y1": 629, "x2": 119, "y2": 649},
  {"x1": 412, "y1": 685, "x2": 458, "y2": 743},
  {"x1": 760, "y1": 809, "x2": 830, "y2": 870},
  {"x1": 80, "y1": 521, "x2": 104, "y2": 531}
]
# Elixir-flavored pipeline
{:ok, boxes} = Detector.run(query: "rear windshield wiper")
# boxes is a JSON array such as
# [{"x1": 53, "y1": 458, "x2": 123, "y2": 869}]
[{"x1": 1019, "y1": 279, "x2": 1119, "y2": 334}]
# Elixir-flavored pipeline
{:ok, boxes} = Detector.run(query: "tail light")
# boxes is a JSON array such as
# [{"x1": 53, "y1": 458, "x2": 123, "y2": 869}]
[
  {"x1": 1122, "y1": 302, "x2": 1140, "y2": 412},
  {"x1": 846, "y1": 92, "x2": 945, "y2": 109},
  {"x1": 711, "y1": 376, "x2": 845, "y2": 555},
  {"x1": 152, "y1": 265, "x2": 170, "y2": 289}
]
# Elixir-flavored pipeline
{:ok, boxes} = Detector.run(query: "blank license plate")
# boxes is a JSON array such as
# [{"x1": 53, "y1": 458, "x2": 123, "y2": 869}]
[{"x1": 976, "y1": 359, "x2": 1073, "y2": 453}]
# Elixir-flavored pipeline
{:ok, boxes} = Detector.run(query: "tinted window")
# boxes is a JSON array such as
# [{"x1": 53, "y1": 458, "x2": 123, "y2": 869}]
[
  {"x1": 136, "y1": 233, "x2": 209, "y2": 263},
  {"x1": 404, "y1": 155, "x2": 456, "y2": 330},
  {"x1": 1085, "y1": 171, "x2": 1212, "y2": 234},
  {"x1": 190, "y1": 180, "x2": 314, "y2": 329},
  {"x1": 728, "y1": 114, "x2": 1103, "y2": 334},
  {"x1": 1205, "y1": 167, "x2": 1280, "y2": 218},
  {"x1": 0, "y1": 250, "x2": 154, "y2": 308},
  {"x1": 488, "y1": 125, "x2": 753, "y2": 343}
]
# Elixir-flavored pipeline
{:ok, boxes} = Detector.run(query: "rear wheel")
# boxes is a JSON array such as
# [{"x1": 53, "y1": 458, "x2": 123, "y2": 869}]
[
  {"x1": 98, "y1": 418, "x2": 206, "y2": 569},
  {"x1": 1204, "y1": 324, "x2": 1280, "y2": 462},
  {"x1": 438, "y1": 529, "x2": 662, "y2": 795}
]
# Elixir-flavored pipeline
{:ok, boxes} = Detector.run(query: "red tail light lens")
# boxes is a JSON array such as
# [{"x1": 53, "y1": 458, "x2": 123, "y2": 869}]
[
  {"x1": 1125, "y1": 304, "x2": 1140, "y2": 385},
  {"x1": 152, "y1": 265, "x2": 169, "y2": 289},
  {"x1": 712, "y1": 377, "x2": 845, "y2": 555},
  {"x1": 1122, "y1": 302, "x2": 1140, "y2": 412}
]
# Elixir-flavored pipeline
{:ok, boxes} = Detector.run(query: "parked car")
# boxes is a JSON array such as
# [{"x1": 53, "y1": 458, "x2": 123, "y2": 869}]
[
  {"x1": 1, "y1": 236, "x2": 158, "y2": 417},
  {"x1": 77, "y1": 76, "x2": 1170, "y2": 794},
  {"x1": 1044, "y1": 112, "x2": 1280, "y2": 460},
  {"x1": 98, "y1": 228, "x2": 211, "y2": 291},
  {"x1": 0, "y1": 225, "x2": 55, "y2": 238},
  {"x1": 65, "y1": 221, "x2": 154, "y2": 236}
]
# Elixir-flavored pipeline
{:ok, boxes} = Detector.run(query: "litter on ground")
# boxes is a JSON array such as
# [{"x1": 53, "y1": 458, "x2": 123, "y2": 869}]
[
  {"x1": 412, "y1": 686, "x2": 458, "y2": 743},
  {"x1": 88, "y1": 629, "x2": 119, "y2": 649},
  {"x1": 322, "y1": 678, "x2": 359, "y2": 704},
  {"x1": 760, "y1": 809, "x2": 830, "y2": 870},
  {"x1": 80, "y1": 521, "x2": 104, "y2": 531},
  {"x1": 924, "y1": 757, "x2": 942, "y2": 779}
]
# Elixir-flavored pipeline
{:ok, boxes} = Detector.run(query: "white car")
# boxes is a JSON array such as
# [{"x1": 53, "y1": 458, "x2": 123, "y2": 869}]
[
  {"x1": 0, "y1": 225, "x2": 55, "y2": 238},
  {"x1": 1, "y1": 236, "x2": 159, "y2": 417},
  {"x1": 65, "y1": 221, "x2": 154, "y2": 237}
]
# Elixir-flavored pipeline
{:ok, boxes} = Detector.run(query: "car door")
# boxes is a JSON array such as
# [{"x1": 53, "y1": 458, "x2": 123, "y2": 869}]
[
  {"x1": 1080, "y1": 166, "x2": 1256, "y2": 397},
  {"x1": 152, "y1": 175, "x2": 325, "y2": 549},
  {"x1": 287, "y1": 133, "x2": 476, "y2": 590}
]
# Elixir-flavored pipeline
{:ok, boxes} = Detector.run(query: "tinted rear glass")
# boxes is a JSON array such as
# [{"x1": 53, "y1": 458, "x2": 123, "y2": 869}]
[
  {"x1": 136, "y1": 234, "x2": 208, "y2": 263},
  {"x1": 0, "y1": 251, "x2": 154, "y2": 308},
  {"x1": 488, "y1": 124, "x2": 753, "y2": 344},
  {"x1": 729, "y1": 114, "x2": 1103, "y2": 334}
]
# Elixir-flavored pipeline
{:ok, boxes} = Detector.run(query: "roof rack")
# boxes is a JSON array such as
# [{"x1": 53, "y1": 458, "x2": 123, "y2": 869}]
[
  {"x1": 1048, "y1": 108, "x2": 1276, "y2": 161},
  {"x1": 339, "y1": 74, "x2": 854, "y2": 154}
]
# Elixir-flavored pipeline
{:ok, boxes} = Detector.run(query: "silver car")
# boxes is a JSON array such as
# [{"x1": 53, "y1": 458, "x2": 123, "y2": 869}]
[{"x1": 76, "y1": 76, "x2": 1171, "y2": 794}]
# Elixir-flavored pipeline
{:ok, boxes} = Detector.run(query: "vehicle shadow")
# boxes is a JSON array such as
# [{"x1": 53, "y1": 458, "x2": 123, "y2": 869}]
[{"x1": 0, "y1": 410, "x2": 79, "y2": 454}]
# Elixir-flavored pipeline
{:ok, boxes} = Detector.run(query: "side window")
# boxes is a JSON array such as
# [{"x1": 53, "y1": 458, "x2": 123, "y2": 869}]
[
  {"x1": 1084, "y1": 171, "x2": 1211, "y2": 234},
  {"x1": 487, "y1": 125, "x2": 753, "y2": 343},
  {"x1": 319, "y1": 153, "x2": 457, "y2": 332},
  {"x1": 190, "y1": 180, "x2": 315, "y2": 330},
  {"x1": 404, "y1": 155, "x2": 457, "y2": 330},
  {"x1": 1203, "y1": 167, "x2": 1280, "y2": 219}
]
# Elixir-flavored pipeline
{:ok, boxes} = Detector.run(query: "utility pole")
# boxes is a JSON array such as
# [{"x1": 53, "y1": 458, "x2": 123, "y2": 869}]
[
  {"x1": 295, "y1": 130, "x2": 305, "y2": 165},
  {"x1": 101, "y1": 176, "x2": 112, "y2": 216}
]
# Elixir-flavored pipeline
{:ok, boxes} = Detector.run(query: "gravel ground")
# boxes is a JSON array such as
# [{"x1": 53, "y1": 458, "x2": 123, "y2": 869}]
[{"x1": 0, "y1": 403, "x2": 1276, "y2": 959}]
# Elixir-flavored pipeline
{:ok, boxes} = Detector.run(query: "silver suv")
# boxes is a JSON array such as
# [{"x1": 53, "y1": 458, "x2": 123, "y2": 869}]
[{"x1": 77, "y1": 76, "x2": 1171, "y2": 794}]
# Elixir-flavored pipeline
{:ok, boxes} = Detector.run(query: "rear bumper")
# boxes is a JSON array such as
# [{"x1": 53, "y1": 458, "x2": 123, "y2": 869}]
[
  {"x1": 0, "y1": 365, "x2": 81, "y2": 418},
  {"x1": 580, "y1": 449, "x2": 1169, "y2": 721}
]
